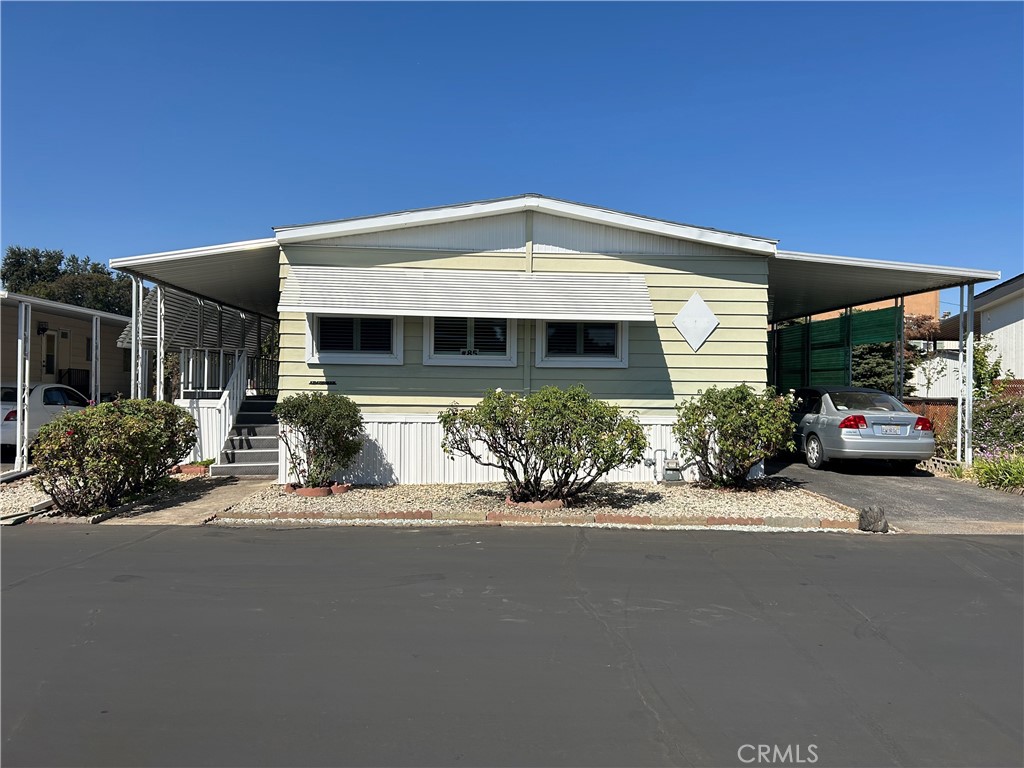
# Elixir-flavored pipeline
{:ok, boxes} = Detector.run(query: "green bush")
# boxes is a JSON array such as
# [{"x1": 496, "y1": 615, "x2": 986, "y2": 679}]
[
  {"x1": 673, "y1": 385, "x2": 795, "y2": 488},
  {"x1": 273, "y1": 393, "x2": 364, "y2": 487},
  {"x1": 34, "y1": 399, "x2": 197, "y2": 516},
  {"x1": 973, "y1": 396, "x2": 1024, "y2": 456},
  {"x1": 439, "y1": 385, "x2": 648, "y2": 503},
  {"x1": 972, "y1": 452, "x2": 1024, "y2": 492}
]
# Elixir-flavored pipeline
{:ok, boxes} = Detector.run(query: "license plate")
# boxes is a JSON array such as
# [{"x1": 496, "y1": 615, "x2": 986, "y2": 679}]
[{"x1": 880, "y1": 425, "x2": 901, "y2": 435}]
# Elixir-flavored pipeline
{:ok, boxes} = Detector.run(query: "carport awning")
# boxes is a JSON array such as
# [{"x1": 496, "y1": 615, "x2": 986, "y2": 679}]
[
  {"x1": 110, "y1": 239, "x2": 281, "y2": 319},
  {"x1": 768, "y1": 251, "x2": 999, "y2": 323},
  {"x1": 278, "y1": 266, "x2": 656, "y2": 322}
]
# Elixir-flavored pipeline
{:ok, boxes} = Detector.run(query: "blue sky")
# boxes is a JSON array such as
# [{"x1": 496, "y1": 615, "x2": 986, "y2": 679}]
[{"x1": 2, "y1": 2, "x2": 1021, "y2": 314}]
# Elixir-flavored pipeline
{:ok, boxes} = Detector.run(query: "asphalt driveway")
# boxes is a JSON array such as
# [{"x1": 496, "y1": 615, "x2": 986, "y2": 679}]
[
  {"x1": 3, "y1": 525, "x2": 1021, "y2": 768},
  {"x1": 766, "y1": 456, "x2": 1023, "y2": 534}
]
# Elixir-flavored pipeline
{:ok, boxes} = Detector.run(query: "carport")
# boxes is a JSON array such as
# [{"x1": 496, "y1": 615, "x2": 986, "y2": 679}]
[{"x1": 767, "y1": 250, "x2": 999, "y2": 466}]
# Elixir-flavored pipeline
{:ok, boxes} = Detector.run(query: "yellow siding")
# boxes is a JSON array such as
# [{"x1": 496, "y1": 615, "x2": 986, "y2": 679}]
[
  {"x1": 0, "y1": 305, "x2": 130, "y2": 397},
  {"x1": 277, "y1": 242, "x2": 769, "y2": 417}
]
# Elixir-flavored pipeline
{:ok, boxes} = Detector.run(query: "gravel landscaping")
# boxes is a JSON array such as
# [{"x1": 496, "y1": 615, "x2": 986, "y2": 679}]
[
  {"x1": 0, "y1": 477, "x2": 50, "y2": 514},
  {"x1": 219, "y1": 478, "x2": 859, "y2": 528}
]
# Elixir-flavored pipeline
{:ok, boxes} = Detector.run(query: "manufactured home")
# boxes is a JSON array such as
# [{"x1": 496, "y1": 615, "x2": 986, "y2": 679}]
[{"x1": 103, "y1": 195, "x2": 998, "y2": 482}]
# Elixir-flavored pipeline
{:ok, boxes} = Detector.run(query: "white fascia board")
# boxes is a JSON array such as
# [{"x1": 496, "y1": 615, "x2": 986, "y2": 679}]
[
  {"x1": 275, "y1": 196, "x2": 777, "y2": 255},
  {"x1": 274, "y1": 200, "x2": 527, "y2": 243},
  {"x1": 529, "y1": 198, "x2": 777, "y2": 255},
  {"x1": 775, "y1": 250, "x2": 1001, "y2": 282},
  {"x1": 109, "y1": 238, "x2": 279, "y2": 270},
  {"x1": 0, "y1": 290, "x2": 130, "y2": 324}
]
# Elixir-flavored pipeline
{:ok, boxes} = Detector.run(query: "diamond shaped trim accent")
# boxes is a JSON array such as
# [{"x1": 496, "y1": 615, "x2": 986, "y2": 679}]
[{"x1": 673, "y1": 293, "x2": 720, "y2": 351}]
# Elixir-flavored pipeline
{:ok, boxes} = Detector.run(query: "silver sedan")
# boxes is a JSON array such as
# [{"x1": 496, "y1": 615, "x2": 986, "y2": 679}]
[{"x1": 792, "y1": 386, "x2": 935, "y2": 472}]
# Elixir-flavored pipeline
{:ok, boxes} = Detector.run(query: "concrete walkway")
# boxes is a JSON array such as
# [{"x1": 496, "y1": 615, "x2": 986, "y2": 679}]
[{"x1": 102, "y1": 477, "x2": 271, "y2": 526}]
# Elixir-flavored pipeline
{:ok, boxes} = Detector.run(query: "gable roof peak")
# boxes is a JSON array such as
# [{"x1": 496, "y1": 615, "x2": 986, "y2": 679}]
[{"x1": 273, "y1": 195, "x2": 777, "y2": 255}]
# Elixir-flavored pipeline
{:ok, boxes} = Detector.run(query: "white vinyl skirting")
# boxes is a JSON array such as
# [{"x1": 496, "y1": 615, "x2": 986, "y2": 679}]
[{"x1": 277, "y1": 414, "x2": 705, "y2": 486}]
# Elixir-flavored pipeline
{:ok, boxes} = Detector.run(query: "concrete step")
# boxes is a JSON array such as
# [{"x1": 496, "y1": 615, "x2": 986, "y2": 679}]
[
  {"x1": 223, "y1": 434, "x2": 278, "y2": 452},
  {"x1": 234, "y1": 412, "x2": 278, "y2": 426},
  {"x1": 219, "y1": 449, "x2": 279, "y2": 465},
  {"x1": 238, "y1": 399, "x2": 277, "y2": 414},
  {"x1": 229, "y1": 424, "x2": 278, "y2": 438},
  {"x1": 210, "y1": 462, "x2": 278, "y2": 478}
]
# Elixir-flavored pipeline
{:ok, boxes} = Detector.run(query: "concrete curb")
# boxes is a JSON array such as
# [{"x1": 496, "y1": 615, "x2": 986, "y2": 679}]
[{"x1": 209, "y1": 508, "x2": 867, "y2": 533}]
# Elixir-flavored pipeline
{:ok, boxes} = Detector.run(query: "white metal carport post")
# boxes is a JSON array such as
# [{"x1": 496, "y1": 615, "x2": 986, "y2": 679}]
[
  {"x1": 89, "y1": 315, "x2": 101, "y2": 403},
  {"x1": 130, "y1": 276, "x2": 145, "y2": 398},
  {"x1": 954, "y1": 284, "x2": 976, "y2": 467},
  {"x1": 14, "y1": 301, "x2": 32, "y2": 471},
  {"x1": 155, "y1": 285, "x2": 166, "y2": 401}
]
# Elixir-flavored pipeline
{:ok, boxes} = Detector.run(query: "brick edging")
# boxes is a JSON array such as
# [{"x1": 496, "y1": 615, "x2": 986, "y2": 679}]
[{"x1": 218, "y1": 508, "x2": 860, "y2": 530}]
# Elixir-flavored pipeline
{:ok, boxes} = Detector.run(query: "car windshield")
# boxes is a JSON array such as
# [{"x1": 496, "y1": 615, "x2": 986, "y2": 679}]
[
  {"x1": 829, "y1": 391, "x2": 909, "y2": 413},
  {"x1": 0, "y1": 387, "x2": 15, "y2": 402}
]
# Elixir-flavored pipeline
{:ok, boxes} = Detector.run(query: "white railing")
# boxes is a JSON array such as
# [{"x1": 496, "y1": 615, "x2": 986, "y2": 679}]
[
  {"x1": 180, "y1": 348, "x2": 245, "y2": 396},
  {"x1": 217, "y1": 350, "x2": 248, "y2": 455},
  {"x1": 175, "y1": 349, "x2": 247, "y2": 462}
]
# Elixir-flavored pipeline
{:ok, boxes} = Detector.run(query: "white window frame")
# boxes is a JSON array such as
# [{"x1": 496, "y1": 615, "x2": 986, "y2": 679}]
[
  {"x1": 306, "y1": 314, "x2": 404, "y2": 365},
  {"x1": 535, "y1": 320, "x2": 629, "y2": 369},
  {"x1": 423, "y1": 317, "x2": 518, "y2": 367}
]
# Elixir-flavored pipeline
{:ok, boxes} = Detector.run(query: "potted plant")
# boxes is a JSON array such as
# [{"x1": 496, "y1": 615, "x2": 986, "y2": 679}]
[{"x1": 273, "y1": 393, "x2": 364, "y2": 497}]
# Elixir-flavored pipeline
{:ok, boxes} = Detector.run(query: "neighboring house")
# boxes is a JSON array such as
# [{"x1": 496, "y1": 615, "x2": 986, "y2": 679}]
[
  {"x1": 813, "y1": 291, "x2": 940, "y2": 322},
  {"x1": 1, "y1": 290, "x2": 131, "y2": 400},
  {"x1": 912, "y1": 273, "x2": 1023, "y2": 398},
  {"x1": 110, "y1": 195, "x2": 999, "y2": 482}
]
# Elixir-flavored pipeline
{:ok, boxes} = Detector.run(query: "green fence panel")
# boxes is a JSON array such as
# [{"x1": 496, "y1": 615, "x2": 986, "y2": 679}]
[
  {"x1": 852, "y1": 306, "x2": 900, "y2": 345},
  {"x1": 772, "y1": 307, "x2": 901, "y2": 391}
]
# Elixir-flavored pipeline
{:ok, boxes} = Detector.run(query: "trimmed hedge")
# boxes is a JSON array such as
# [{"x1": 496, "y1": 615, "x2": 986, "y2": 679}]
[
  {"x1": 439, "y1": 385, "x2": 648, "y2": 503},
  {"x1": 34, "y1": 399, "x2": 197, "y2": 516},
  {"x1": 273, "y1": 393, "x2": 364, "y2": 488},
  {"x1": 673, "y1": 385, "x2": 795, "y2": 487}
]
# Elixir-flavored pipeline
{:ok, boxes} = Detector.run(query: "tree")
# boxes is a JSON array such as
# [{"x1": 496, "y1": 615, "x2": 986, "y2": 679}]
[
  {"x1": 1, "y1": 246, "x2": 133, "y2": 315},
  {"x1": 851, "y1": 313, "x2": 935, "y2": 396}
]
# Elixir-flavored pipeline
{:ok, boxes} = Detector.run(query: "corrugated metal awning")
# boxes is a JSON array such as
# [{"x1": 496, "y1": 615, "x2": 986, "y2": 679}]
[{"x1": 278, "y1": 266, "x2": 655, "y2": 322}]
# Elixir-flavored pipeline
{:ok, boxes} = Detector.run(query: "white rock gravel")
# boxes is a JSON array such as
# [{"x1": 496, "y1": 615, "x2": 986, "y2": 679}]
[
  {"x1": 223, "y1": 479, "x2": 857, "y2": 522},
  {"x1": 0, "y1": 477, "x2": 50, "y2": 514}
]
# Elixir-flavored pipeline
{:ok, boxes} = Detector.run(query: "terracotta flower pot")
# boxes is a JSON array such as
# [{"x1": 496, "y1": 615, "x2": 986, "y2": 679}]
[
  {"x1": 295, "y1": 486, "x2": 331, "y2": 498},
  {"x1": 331, "y1": 483, "x2": 352, "y2": 495},
  {"x1": 181, "y1": 464, "x2": 209, "y2": 476}
]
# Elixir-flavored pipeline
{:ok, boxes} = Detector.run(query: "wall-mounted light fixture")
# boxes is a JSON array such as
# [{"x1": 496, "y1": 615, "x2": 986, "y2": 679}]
[{"x1": 36, "y1": 321, "x2": 49, "y2": 335}]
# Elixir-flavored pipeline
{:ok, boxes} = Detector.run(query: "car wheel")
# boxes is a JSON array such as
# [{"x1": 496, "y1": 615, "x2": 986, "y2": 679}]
[
  {"x1": 892, "y1": 460, "x2": 918, "y2": 475},
  {"x1": 805, "y1": 435, "x2": 825, "y2": 469}
]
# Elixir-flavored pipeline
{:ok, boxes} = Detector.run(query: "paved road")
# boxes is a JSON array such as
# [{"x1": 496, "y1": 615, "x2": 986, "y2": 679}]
[
  {"x1": 3, "y1": 526, "x2": 1021, "y2": 768},
  {"x1": 767, "y1": 457, "x2": 1023, "y2": 534}
]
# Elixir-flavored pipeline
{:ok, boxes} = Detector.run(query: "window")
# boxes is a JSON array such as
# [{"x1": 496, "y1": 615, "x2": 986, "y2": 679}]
[
  {"x1": 43, "y1": 387, "x2": 66, "y2": 406},
  {"x1": 424, "y1": 317, "x2": 517, "y2": 367},
  {"x1": 86, "y1": 337, "x2": 92, "y2": 362},
  {"x1": 122, "y1": 348, "x2": 131, "y2": 372},
  {"x1": 62, "y1": 387, "x2": 90, "y2": 407},
  {"x1": 306, "y1": 315, "x2": 403, "y2": 365},
  {"x1": 536, "y1": 321, "x2": 628, "y2": 368}
]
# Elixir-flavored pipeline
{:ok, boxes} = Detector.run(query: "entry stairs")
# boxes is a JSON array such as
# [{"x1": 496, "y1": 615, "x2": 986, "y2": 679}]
[{"x1": 210, "y1": 395, "x2": 279, "y2": 477}]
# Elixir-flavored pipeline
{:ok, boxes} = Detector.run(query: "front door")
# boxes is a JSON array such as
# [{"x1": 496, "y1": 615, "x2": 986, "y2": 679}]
[{"x1": 41, "y1": 331, "x2": 58, "y2": 383}]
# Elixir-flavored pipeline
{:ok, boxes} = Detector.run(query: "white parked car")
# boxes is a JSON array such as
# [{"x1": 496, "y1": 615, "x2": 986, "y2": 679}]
[{"x1": 0, "y1": 383, "x2": 91, "y2": 448}]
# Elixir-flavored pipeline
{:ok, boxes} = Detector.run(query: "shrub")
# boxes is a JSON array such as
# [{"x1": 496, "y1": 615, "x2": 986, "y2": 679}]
[
  {"x1": 673, "y1": 385, "x2": 795, "y2": 488},
  {"x1": 972, "y1": 396, "x2": 1024, "y2": 456},
  {"x1": 439, "y1": 385, "x2": 648, "y2": 503},
  {"x1": 972, "y1": 451, "x2": 1024, "y2": 493},
  {"x1": 34, "y1": 399, "x2": 197, "y2": 516},
  {"x1": 273, "y1": 393, "x2": 364, "y2": 487}
]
